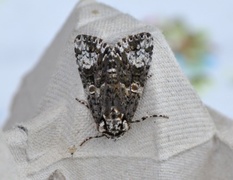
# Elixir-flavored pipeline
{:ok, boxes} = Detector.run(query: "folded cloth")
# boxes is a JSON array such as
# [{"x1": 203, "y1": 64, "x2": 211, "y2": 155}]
[{"x1": 3, "y1": 0, "x2": 233, "y2": 179}]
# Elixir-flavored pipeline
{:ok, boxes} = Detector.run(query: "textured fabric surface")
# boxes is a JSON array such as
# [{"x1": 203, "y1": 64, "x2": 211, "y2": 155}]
[
  {"x1": 2, "y1": 0, "x2": 233, "y2": 179},
  {"x1": 3, "y1": 2, "x2": 78, "y2": 130},
  {"x1": 0, "y1": 130, "x2": 18, "y2": 179}
]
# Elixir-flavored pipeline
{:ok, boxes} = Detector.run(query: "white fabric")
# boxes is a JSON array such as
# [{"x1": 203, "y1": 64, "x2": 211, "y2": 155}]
[
  {"x1": 2, "y1": 0, "x2": 233, "y2": 179},
  {"x1": 0, "y1": 130, "x2": 18, "y2": 179}
]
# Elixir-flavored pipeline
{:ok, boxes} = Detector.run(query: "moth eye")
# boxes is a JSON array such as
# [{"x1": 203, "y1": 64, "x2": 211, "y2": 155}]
[
  {"x1": 89, "y1": 85, "x2": 96, "y2": 95},
  {"x1": 131, "y1": 83, "x2": 139, "y2": 93}
]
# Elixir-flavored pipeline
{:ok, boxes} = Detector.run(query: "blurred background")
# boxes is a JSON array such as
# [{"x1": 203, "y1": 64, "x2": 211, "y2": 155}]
[{"x1": 1, "y1": 0, "x2": 233, "y2": 127}]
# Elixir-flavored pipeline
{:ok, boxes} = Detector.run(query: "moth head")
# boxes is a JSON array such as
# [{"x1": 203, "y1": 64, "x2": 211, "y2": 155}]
[{"x1": 98, "y1": 107, "x2": 129, "y2": 138}]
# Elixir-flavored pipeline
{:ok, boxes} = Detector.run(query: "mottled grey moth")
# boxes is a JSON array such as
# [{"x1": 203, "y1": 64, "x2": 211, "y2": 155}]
[{"x1": 74, "y1": 32, "x2": 168, "y2": 146}]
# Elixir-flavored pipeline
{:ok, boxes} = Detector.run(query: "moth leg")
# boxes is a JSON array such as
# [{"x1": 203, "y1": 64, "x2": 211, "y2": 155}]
[
  {"x1": 75, "y1": 98, "x2": 90, "y2": 109},
  {"x1": 80, "y1": 134, "x2": 105, "y2": 146},
  {"x1": 130, "y1": 114, "x2": 169, "y2": 123}
]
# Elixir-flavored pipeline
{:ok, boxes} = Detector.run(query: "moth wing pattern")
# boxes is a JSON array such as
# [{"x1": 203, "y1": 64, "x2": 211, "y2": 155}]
[
  {"x1": 74, "y1": 34, "x2": 108, "y2": 123},
  {"x1": 115, "y1": 32, "x2": 154, "y2": 122}
]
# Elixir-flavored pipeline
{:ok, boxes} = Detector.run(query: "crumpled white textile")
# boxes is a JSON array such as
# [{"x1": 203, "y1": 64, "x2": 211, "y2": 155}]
[{"x1": 2, "y1": 0, "x2": 233, "y2": 179}]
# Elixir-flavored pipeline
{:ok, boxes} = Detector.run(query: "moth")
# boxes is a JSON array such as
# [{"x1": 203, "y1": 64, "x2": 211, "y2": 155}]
[{"x1": 74, "y1": 32, "x2": 168, "y2": 146}]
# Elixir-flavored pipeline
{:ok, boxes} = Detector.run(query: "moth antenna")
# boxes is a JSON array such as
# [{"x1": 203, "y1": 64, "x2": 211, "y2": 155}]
[{"x1": 80, "y1": 134, "x2": 105, "y2": 146}]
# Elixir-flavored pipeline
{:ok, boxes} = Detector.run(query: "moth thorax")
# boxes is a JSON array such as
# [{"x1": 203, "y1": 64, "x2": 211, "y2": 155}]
[
  {"x1": 106, "y1": 68, "x2": 118, "y2": 83},
  {"x1": 106, "y1": 106, "x2": 122, "y2": 119}
]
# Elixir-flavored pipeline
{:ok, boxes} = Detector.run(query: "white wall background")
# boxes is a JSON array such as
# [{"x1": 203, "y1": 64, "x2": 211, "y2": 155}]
[{"x1": 0, "y1": 0, "x2": 233, "y2": 126}]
